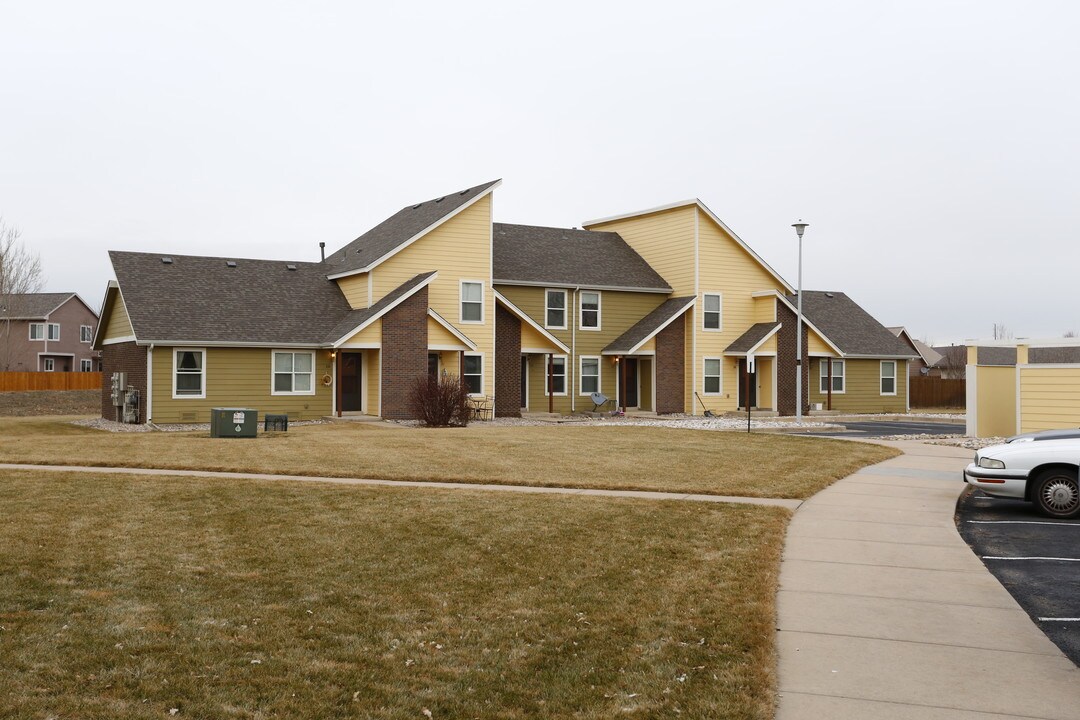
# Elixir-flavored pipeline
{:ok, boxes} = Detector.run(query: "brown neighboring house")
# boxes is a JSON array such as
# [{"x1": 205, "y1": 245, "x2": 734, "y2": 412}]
[
  {"x1": 0, "y1": 293, "x2": 101, "y2": 372},
  {"x1": 888, "y1": 327, "x2": 944, "y2": 376}
]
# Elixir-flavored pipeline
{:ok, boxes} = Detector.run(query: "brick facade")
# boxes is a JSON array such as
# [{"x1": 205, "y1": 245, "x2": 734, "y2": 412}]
[
  {"x1": 99, "y1": 341, "x2": 147, "y2": 422},
  {"x1": 776, "y1": 300, "x2": 810, "y2": 416},
  {"x1": 380, "y1": 287, "x2": 429, "y2": 420},
  {"x1": 494, "y1": 304, "x2": 521, "y2": 417},
  {"x1": 655, "y1": 313, "x2": 686, "y2": 414}
]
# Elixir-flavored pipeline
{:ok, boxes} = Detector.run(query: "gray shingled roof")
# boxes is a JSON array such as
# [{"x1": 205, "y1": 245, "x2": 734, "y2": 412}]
[
  {"x1": 978, "y1": 346, "x2": 1018, "y2": 365},
  {"x1": 111, "y1": 251, "x2": 355, "y2": 344},
  {"x1": 325, "y1": 180, "x2": 500, "y2": 277},
  {"x1": 725, "y1": 322, "x2": 780, "y2": 354},
  {"x1": 1029, "y1": 347, "x2": 1080, "y2": 364},
  {"x1": 787, "y1": 291, "x2": 916, "y2": 357},
  {"x1": 603, "y1": 297, "x2": 694, "y2": 354},
  {"x1": 493, "y1": 223, "x2": 671, "y2": 291},
  {"x1": 323, "y1": 271, "x2": 436, "y2": 344},
  {"x1": 0, "y1": 292, "x2": 77, "y2": 319}
]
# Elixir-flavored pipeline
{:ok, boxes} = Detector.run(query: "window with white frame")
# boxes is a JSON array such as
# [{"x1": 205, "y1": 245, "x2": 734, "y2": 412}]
[
  {"x1": 463, "y1": 354, "x2": 483, "y2": 395},
  {"x1": 819, "y1": 359, "x2": 845, "y2": 393},
  {"x1": 702, "y1": 293, "x2": 722, "y2": 331},
  {"x1": 548, "y1": 356, "x2": 567, "y2": 394},
  {"x1": 579, "y1": 356, "x2": 600, "y2": 395},
  {"x1": 43, "y1": 358, "x2": 55, "y2": 371},
  {"x1": 545, "y1": 289, "x2": 567, "y2": 329},
  {"x1": 580, "y1": 291, "x2": 601, "y2": 330},
  {"x1": 460, "y1": 281, "x2": 483, "y2": 323},
  {"x1": 703, "y1": 358, "x2": 723, "y2": 394},
  {"x1": 880, "y1": 360, "x2": 897, "y2": 395},
  {"x1": 80, "y1": 325, "x2": 93, "y2": 343},
  {"x1": 29, "y1": 323, "x2": 44, "y2": 340},
  {"x1": 174, "y1": 349, "x2": 205, "y2": 398},
  {"x1": 273, "y1": 351, "x2": 315, "y2": 394},
  {"x1": 80, "y1": 359, "x2": 93, "y2": 372},
  {"x1": 47, "y1": 323, "x2": 60, "y2": 341}
]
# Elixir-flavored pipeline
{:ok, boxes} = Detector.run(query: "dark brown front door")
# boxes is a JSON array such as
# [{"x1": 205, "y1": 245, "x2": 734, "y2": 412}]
[
  {"x1": 341, "y1": 352, "x2": 362, "y2": 412},
  {"x1": 428, "y1": 353, "x2": 439, "y2": 378},
  {"x1": 738, "y1": 359, "x2": 757, "y2": 409},
  {"x1": 623, "y1": 358, "x2": 639, "y2": 407}
]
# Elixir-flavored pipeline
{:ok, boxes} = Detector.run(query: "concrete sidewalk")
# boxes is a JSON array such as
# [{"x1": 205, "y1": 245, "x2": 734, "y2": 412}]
[{"x1": 776, "y1": 440, "x2": 1080, "y2": 719}]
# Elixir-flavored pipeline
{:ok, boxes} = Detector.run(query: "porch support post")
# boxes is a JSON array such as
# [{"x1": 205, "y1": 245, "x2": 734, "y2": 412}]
[
  {"x1": 547, "y1": 353, "x2": 554, "y2": 414},
  {"x1": 827, "y1": 358, "x2": 833, "y2": 411}
]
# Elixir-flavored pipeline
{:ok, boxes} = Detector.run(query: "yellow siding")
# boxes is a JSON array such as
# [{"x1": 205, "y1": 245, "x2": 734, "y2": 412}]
[
  {"x1": 808, "y1": 358, "x2": 908, "y2": 413},
  {"x1": 336, "y1": 273, "x2": 369, "y2": 309},
  {"x1": 756, "y1": 335, "x2": 777, "y2": 354},
  {"x1": 150, "y1": 347, "x2": 334, "y2": 424},
  {"x1": 341, "y1": 319, "x2": 382, "y2": 346},
  {"x1": 753, "y1": 295, "x2": 776, "y2": 323},
  {"x1": 807, "y1": 328, "x2": 833, "y2": 356},
  {"x1": 638, "y1": 338, "x2": 655, "y2": 353},
  {"x1": 520, "y1": 322, "x2": 557, "y2": 353},
  {"x1": 696, "y1": 210, "x2": 791, "y2": 416},
  {"x1": 972, "y1": 365, "x2": 1017, "y2": 436},
  {"x1": 757, "y1": 357, "x2": 774, "y2": 409},
  {"x1": 428, "y1": 316, "x2": 465, "y2": 348},
  {"x1": 370, "y1": 194, "x2": 494, "y2": 398},
  {"x1": 366, "y1": 349, "x2": 380, "y2": 415},
  {"x1": 1019, "y1": 366, "x2": 1080, "y2": 434},
  {"x1": 103, "y1": 291, "x2": 134, "y2": 341},
  {"x1": 585, "y1": 206, "x2": 696, "y2": 295}
]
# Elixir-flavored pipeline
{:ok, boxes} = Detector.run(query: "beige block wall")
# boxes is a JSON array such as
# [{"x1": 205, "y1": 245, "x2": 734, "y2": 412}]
[
  {"x1": 970, "y1": 365, "x2": 1017, "y2": 437},
  {"x1": 809, "y1": 358, "x2": 908, "y2": 413},
  {"x1": 150, "y1": 346, "x2": 335, "y2": 423},
  {"x1": 367, "y1": 194, "x2": 494, "y2": 399}
]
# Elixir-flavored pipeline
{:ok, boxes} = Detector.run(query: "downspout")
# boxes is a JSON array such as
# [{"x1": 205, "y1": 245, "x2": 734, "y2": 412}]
[
  {"x1": 146, "y1": 344, "x2": 154, "y2": 423},
  {"x1": 570, "y1": 287, "x2": 578, "y2": 413}
]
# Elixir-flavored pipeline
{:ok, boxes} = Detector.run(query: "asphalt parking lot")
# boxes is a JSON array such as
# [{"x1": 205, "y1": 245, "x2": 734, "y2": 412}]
[
  {"x1": 956, "y1": 486, "x2": 1080, "y2": 665},
  {"x1": 807, "y1": 420, "x2": 966, "y2": 437}
]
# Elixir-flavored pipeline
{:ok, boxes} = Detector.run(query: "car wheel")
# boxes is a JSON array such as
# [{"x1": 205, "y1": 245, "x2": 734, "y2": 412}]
[{"x1": 1033, "y1": 468, "x2": 1080, "y2": 519}]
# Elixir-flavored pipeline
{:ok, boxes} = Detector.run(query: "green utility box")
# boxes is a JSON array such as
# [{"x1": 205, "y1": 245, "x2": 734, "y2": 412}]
[{"x1": 209, "y1": 407, "x2": 258, "y2": 438}]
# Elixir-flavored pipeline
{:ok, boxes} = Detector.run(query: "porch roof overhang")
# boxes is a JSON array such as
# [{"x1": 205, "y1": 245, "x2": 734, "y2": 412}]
[
  {"x1": 494, "y1": 289, "x2": 570, "y2": 354},
  {"x1": 328, "y1": 271, "x2": 437, "y2": 348},
  {"x1": 602, "y1": 296, "x2": 695, "y2": 355},
  {"x1": 427, "y1": 308, "x2": 477, "y2": 351},
  {"x1": 723, "y1": 322, "x2": 781, "y2": 357}
]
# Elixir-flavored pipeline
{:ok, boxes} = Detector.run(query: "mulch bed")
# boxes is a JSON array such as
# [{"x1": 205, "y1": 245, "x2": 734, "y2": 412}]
[{"x1": 0, "y1": 390, "x2": 99, "y2": 417}]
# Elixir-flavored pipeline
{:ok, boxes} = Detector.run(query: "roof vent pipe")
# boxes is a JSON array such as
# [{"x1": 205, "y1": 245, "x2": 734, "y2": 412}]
[{"x1": 319, "y1": 242, "x2": 325, "y2": 261}]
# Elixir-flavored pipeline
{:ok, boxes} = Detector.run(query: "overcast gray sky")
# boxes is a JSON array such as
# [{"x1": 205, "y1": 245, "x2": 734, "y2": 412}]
[{"x1": 3, "y1": 1, "x2": 1077, "y2": 345}]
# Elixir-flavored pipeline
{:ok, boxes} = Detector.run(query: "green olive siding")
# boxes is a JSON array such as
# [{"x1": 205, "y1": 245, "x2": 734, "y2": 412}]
[
  {"x1": 150, "y1": 346, "x2": 335, "y2": 423},
  {"x1": 497, "y1": 285, "x2": 666, "y2": 412},
  {"x1": 809, "y1": 358, "x2": 908, "y2": 413}
]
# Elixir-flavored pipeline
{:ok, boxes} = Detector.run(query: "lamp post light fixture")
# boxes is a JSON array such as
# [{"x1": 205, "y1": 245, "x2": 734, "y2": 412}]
[{"x1": 792, "y1": 220, "x2": 809, "y2": 423}]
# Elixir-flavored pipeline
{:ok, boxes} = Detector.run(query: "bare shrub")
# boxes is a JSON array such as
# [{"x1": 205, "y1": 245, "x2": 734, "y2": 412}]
[{"x1": 407, "y1": 374, "x2": 471, "y2": 427}]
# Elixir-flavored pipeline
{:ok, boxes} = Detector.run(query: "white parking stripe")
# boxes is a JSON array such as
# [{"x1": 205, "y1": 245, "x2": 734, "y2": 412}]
[
  {"x1": 1038, "y1": 618, "x2": 1080, "y2": 622},
  {"x1": 966, "y1": 520, "x2": 1080, "y2": 526},
  {"x1": 982, "y1": 556, "x2": 1080, "y2": 561}
]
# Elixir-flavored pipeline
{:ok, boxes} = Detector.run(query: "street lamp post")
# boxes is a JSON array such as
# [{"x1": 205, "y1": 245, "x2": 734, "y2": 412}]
[{"x1": 792, "y1": 221, "x2": 809, "y2": 423}]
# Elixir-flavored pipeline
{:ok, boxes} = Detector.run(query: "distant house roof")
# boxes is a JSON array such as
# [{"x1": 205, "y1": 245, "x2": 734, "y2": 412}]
[
  {"x1": 325, "y1": 180, "x2": 500, "y2": 279},
  {"x1": 888, "y1": 327, "x2": 943, "y2": 367},
  {"x1": 110, "y1": 251, "x2": 355, "y2": 345},
  {"x1": 603, "y1": 297, "x2": 695, "y2": 355},
  {"x1": 725, "y1": 322, "x2": 781, "y2": 355},
  {"x1": 492, "y1": 223, "x2": 671, "y2": 292},
  {"x1": 787, "y1": 292, "x2": 917, "y2": 358},
  {"x1": 978, "y1": 346, "x2": 1017, "y2": 365},
  {"x1": 0, "y1": 292, "x2": 88, "y2": 319},
  {"x1": 1029, "y1": 347, "x2": 1080, "y2": 364}
]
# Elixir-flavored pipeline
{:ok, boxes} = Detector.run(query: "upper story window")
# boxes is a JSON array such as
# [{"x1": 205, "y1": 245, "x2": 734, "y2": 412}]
[
  {"x1": 820, "y1": 359, "x2": 845, "y2": 393},
  {"x1": 702, "y1": 293, "x2": 722, "y2": 331},
  {"x1": 580, "y1": 291, "x2": 601, "y2": 330},
  {"x1": 545, "y1": 289, "x2": 567, "y2": 329},
  {"x1": 881, "y1": 361, "x2": 897, "y2": 395},
  {"x1": 29, "y1": 323, "x2": 44, "y2": 341},
  {"x1": 174, "y1": 349, "x2": 206, "y2": 399},
  {"x1": 273, "y1": 351, "x2": 315, "y2": 395},
  {"x1": 460, "y1": 281, "x2": 483, "y2": 323},
  {"x1": 80, "y1": 325, "x2": 94, "y2": 343}
]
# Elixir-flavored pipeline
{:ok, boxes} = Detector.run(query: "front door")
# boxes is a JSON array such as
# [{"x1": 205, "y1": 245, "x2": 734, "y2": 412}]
[
  {"x1": 341, "y1": 352, "x2": 362, "y2": 412},
  {"x1": 428, "y1": 353, "x2": 439, "y2": 378},
  {"x1": 623, "y1": 358, "x2": 639, "y2": 407},
  {"x1": 738, "y1": 359, "x2": 757, "y2": 409}
]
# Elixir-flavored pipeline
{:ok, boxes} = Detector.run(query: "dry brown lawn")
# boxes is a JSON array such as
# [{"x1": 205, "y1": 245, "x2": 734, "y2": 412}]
[
  {"x1": 0, "y1": 469, "x2": 788, "y2": 719},
  {"x1": 0, "y1": 417, "x2": 897, "y2": 499}
]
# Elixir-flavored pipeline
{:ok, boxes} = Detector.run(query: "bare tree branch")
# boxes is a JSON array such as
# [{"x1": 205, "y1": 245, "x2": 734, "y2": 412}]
[{"x1": 0, "y1": 217, "x2": 45, "y2": 370}]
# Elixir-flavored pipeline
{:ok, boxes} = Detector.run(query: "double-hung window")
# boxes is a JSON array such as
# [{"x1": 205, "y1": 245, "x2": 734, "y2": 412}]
[
  {"x1": 174, "y1": 349, "x2": 206, "y2": 398},
  {"x1": 545, "y1": 289, "x2": 567, "y2": 329},
  {"x1": 463, "y1": 354, "x2": 483, "y2": 395},
  {"x1": 703, "y1": 358, "x2": 722, "y2": 394},
  {"x1": 820, "y1": 359, "x2": 844, "y2": 393},
  {"x1": 579, "y1": 356, "x2": 600, "y2": 395},
  {"x1": 460, "y1": 281, "x2": 483, "y2": 323},
  {"x1": 29, "y1": 323, "x2": 44, "y2": 340},
  {"x1": 80, "y1": 325, "x2": 94, "y2": 343},
  {"x1": 545, "y1": 356, "x2": 567, "y2": 395},
  {"x1": 702, "y1": 293, "x2": 722, "y2": 331},
  {"x1": 580, "y1": 291, "x2": 600, "y2": 330},
  {"x1": 880, "y1": 361, "x2": 897, "y2": 395},
  {"x1": 273, "y1": 351, "x2": 315, "y2": 395}
]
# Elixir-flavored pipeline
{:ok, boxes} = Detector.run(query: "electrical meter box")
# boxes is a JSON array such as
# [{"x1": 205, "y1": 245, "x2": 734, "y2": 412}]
[{"x1": 209, "y1": 407, "x2": 258, "y2": 438}]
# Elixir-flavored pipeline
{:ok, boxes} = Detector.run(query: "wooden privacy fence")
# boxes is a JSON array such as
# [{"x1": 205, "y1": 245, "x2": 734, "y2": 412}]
[
  {"x1": 0, "y1": 372, "x2": 102, "y2": 392},
  {"x1": 909, "y1": 376, "x2": 965, "y2": 408}
]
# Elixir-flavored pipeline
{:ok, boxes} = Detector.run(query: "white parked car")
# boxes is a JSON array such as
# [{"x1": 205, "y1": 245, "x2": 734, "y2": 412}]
[{"x1": 965, "y1": 435, "x2": 1080, "y2": 518}]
